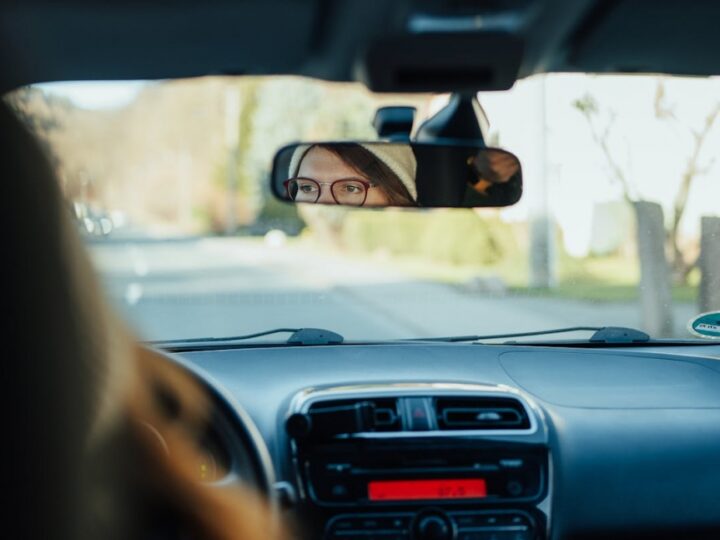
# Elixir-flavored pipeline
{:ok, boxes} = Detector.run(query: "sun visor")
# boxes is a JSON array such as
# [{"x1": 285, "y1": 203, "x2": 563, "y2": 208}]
[
  {"x1": 564, "y1": 0, "x2": 720, "y2": 75},
  {"x1": 358, "y1": 32, "x2": 523, "y2": 93}
]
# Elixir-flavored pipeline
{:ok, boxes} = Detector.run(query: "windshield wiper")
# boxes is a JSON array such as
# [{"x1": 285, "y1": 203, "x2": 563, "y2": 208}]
[
  {"x1": 148, "y1": 327, "x2": 301, "y2": 345},
  {"x1": 408, "y1": 326, "x2": 652, "y2": 344},
  {"x1": 147, "y1": 327, "x2": 345, "y2": 346}
]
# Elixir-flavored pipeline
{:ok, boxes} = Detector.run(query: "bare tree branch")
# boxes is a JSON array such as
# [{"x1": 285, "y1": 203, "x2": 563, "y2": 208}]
[
  {"x1": 573, "y1": 94, "x2": 635, "y2": 202},
  {"x1": 668, "y1": 101, "x2": 720, "y2": 279},
  {"x1": 575, "y1": 81, "x2": 719, "y2": 285}
]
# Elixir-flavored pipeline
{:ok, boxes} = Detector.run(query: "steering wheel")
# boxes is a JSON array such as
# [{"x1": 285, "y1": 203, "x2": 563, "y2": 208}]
[{"x1": 145, "y1": 347, "x2": 277, "y2": 503}]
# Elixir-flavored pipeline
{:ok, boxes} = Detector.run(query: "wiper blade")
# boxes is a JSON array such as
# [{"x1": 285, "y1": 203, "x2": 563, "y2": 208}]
[
  {"x1": 408, "y1": 326, "x2": 651, "y2": 344},
  {"x1": 147, "y1": 327, "x2": 345, "y2": 346},
  {"x1": 587, "y1": 326, "x2": 650, "y2": 343},
  {"x1": 286, "y1": 328, "x2": 344, "y2": 345},
  {"x1": 147, "y1": 327, "x2": 301, "y2": 345}
]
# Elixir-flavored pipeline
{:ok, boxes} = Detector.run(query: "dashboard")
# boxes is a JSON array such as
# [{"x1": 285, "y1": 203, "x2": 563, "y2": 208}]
[{"x1": 164, "y1": 341, "x2": 720, "y2": 540}]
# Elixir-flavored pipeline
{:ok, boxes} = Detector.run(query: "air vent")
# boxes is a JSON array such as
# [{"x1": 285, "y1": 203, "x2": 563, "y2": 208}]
[
  {"x1": 291, "y1": 394, "x2": 532, "y2": 440},
  {"x1": 305, "y1": 398, "x2": 401, "y2": 438},
  {"x1": 435, "y1": 397, "x2": 530, "y2": 430}
]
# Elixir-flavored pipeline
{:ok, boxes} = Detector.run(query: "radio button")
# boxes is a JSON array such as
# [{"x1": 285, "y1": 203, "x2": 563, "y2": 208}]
[
  {"x1": 497, "y1": 514, "x2": 530, "y2": 527},
  {"x1": 329, "y1": 534, "x2": 408, "y2": 540},
  {"x1": 331, "y1": 518, "x2": 354, "y2": 531},
  {"x1": 326, "y1": 463, "x2": 351, "y2": 474},
  {"x1": 328, "y1": 515, "x2": 412, "y2": 536},
  {"x1": 458, "y1": 534, "x2": 484, "y2": 540},
  {"x1": 458, "y1": 533, "x2": 531, "y2": 540},
  {"x1": 387, "y1": 516, "x2": 411, "y2": 529},
  {"x1": 451, "y1": 513, "x2": 501, "y2": 528},
  {"x1": 329, "y1": 483, "x2": 351, "y2": 500},
  {"x1": 454, "y1": 515, "x2": 480, "y2": 528}
]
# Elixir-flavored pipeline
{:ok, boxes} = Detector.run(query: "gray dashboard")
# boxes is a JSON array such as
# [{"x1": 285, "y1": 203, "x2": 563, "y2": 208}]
[{"x1": 176, "y1": 342, "x2": 720, "y2": 539}]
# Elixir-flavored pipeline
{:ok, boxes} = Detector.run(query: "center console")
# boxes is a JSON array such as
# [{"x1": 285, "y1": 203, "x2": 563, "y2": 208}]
[{"x1": 284, "y1": 383, "x2": 550, "y2": 540}]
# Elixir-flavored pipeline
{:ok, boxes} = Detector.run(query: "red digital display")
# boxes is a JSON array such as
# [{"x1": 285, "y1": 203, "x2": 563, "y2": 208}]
[{"x1": 368, "y1": 478, "x2": 487, "y2": 501}]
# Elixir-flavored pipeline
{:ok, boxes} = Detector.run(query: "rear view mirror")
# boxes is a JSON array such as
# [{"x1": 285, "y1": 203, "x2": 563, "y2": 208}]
[{"x1": 271, "y1": 142, "x2": 522, "y2": 208}]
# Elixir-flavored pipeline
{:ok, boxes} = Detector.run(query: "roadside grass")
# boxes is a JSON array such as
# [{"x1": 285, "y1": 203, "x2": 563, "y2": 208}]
[
  {"x1": 242, "y1": 232, "x2": 698, "y2": 304},
  {"x1": 512, "y1": 283, "x2": 697, "y2": 303},
  {"x1": 353, "y1": 250, "x2": 698, "y2": 304}
]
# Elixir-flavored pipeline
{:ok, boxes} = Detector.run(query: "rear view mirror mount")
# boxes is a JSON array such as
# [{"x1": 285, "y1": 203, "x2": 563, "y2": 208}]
[{"x1": 359, "y1": 32, "x2": 523, "y2": 93}]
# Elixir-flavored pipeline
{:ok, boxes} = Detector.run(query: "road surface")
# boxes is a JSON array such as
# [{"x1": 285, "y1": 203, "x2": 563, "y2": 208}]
[{"x1": 88, "y1": 236, "x2": 696, "y2": 342}]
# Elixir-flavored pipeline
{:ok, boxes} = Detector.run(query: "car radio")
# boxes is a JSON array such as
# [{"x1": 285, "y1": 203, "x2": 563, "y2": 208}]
[
  {"x1": 285, "y1": 383, "x2": 550, "y2": 540},
  {"x1": 304, "y1": 441, "x2": 546, "y2": 506}
]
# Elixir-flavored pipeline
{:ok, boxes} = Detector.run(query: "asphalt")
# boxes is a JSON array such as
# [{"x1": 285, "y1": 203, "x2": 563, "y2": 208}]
[{"x1": 88, "y1": 236, "x2": 696, "y2": 342}]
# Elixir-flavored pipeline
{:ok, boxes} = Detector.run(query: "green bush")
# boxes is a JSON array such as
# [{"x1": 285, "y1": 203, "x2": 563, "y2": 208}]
[{"x1": 341, "y1": 209, "x2": 516, "y2": 266}]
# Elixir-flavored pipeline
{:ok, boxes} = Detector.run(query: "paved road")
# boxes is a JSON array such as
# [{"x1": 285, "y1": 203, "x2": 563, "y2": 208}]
[{"x1": 88, "y1": 237, "x2": 696, "y2": 342}]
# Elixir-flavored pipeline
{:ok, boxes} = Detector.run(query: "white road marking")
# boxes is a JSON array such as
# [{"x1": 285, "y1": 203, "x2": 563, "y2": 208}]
[
  {"x1": 129, "y1": 245, "x2": 149, "y2": 276},
  {"x1": 125, "y1": 282, "x2": 143, "y2": 305}
]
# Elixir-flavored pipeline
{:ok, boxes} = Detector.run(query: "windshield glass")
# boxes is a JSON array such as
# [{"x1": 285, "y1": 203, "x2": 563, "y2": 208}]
[{"x1": 6, "y1": 75, "x2": 719, "y2": 341}]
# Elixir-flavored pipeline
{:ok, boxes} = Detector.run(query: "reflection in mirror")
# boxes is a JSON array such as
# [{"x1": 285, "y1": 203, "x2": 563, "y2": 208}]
[{"x1": 272, "y1": 142, "x2": 522, "y2": 208}]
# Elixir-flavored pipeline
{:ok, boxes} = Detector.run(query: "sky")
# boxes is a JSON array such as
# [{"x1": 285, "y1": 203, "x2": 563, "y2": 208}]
[
  {"x1": 36, "y1": 80, "x2": 146, "y2": 110},
  {"x1": 480, "y1": 74, "x2": 720, "y2": 255}
]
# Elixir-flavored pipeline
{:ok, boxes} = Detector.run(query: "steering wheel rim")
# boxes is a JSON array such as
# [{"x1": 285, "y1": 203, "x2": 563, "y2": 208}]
[{"x1": 149, "y1": 347, "x2": 277, "y2": 507}]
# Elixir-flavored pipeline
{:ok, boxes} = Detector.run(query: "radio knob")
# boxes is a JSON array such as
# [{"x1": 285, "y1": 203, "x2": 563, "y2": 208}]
[{"x1": 415, "y1": 515, "x2": 452, "y2": 540}]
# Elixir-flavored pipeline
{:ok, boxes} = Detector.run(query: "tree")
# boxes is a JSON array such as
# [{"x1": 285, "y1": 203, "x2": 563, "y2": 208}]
[
  {"x1": 573, "y1": 80, "x2": 719, "y2": 285},
  {"x1": 573, "y1": 94, "x2": 635, "y2": 202},
  {"x1": 653, "y1": 80, "x2": 720, "y2": 283},
  {"x1": 573, "y1": 80, "x2": 720, "y2": 336},
  {"x1": 4, "y1": 87, "x2": 64, "y2": 169}
]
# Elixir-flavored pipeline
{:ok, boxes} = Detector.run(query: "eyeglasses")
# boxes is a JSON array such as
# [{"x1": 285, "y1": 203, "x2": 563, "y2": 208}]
[{"x1": 284, "y1": 177, "x2": 377, "y2": 206}]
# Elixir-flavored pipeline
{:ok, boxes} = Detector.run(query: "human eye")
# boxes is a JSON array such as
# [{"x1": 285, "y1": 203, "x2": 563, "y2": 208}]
[
  {"x1": 298, "y1": 182, "x2": 318, "y2": 193},
  {"x1": 342, "y1": 181, "x2": 366, "y2": 194}
]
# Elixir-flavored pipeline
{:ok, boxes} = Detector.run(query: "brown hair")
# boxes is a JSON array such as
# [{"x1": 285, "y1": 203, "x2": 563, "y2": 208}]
[
  {"x1": 3, "y1": 101, "x2": 285, "y2": 540},
  {"x1": 302, "y1": 143, "x2": 416, "y2": 206}
]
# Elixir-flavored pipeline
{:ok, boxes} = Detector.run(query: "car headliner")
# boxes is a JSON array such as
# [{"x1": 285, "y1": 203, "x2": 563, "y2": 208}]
[{"x1": 0, "y1": 0, "x2": 718, "y2": 93}]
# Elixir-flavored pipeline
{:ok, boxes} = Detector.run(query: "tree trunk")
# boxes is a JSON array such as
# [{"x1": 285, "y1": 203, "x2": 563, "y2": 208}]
[
  {"x1": 699, "y1": 216, "x2": 720, "y2": 313},
  {"x1": 634, "y1": 201, "x2": 674, "y2": 337}
]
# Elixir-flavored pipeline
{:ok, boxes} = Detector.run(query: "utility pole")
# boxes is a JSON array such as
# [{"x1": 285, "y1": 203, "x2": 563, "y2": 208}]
[
  {"x1": 529, "y1": 76, "x2": 555, "y2": 288},
  {"x1": 224, "y1": 86, "x2": 240, "y2": 235}
]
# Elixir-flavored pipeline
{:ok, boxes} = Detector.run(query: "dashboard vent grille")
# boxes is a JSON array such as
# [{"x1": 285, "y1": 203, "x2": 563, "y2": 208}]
[
  {"x1": 435, "y1": 397, "x2": 530, "y2": 430},
  {"x1": 308, "y1": 398, "x2": 401, "y2": 435}
]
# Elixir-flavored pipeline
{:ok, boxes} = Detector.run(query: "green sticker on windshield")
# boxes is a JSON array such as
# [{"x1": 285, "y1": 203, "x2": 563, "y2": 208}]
[{"x1": 688, "y1": 312, "x2": 720, "y2": 339}]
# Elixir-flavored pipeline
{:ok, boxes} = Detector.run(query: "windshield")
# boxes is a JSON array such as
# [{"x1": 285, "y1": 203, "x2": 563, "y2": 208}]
[{"x1": 6, "y1": 75, "x2": 719, "y2": 341}]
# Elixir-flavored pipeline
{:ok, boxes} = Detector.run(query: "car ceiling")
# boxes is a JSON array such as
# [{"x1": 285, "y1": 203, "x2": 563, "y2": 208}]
[{"x1": 0, "y1": 0, "x2": 718, "y2": 93}]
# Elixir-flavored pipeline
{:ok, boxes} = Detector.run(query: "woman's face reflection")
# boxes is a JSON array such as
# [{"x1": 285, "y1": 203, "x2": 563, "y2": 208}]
[{"x1": 295, "y1": 146, "x2": 390, "y2": 206}]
